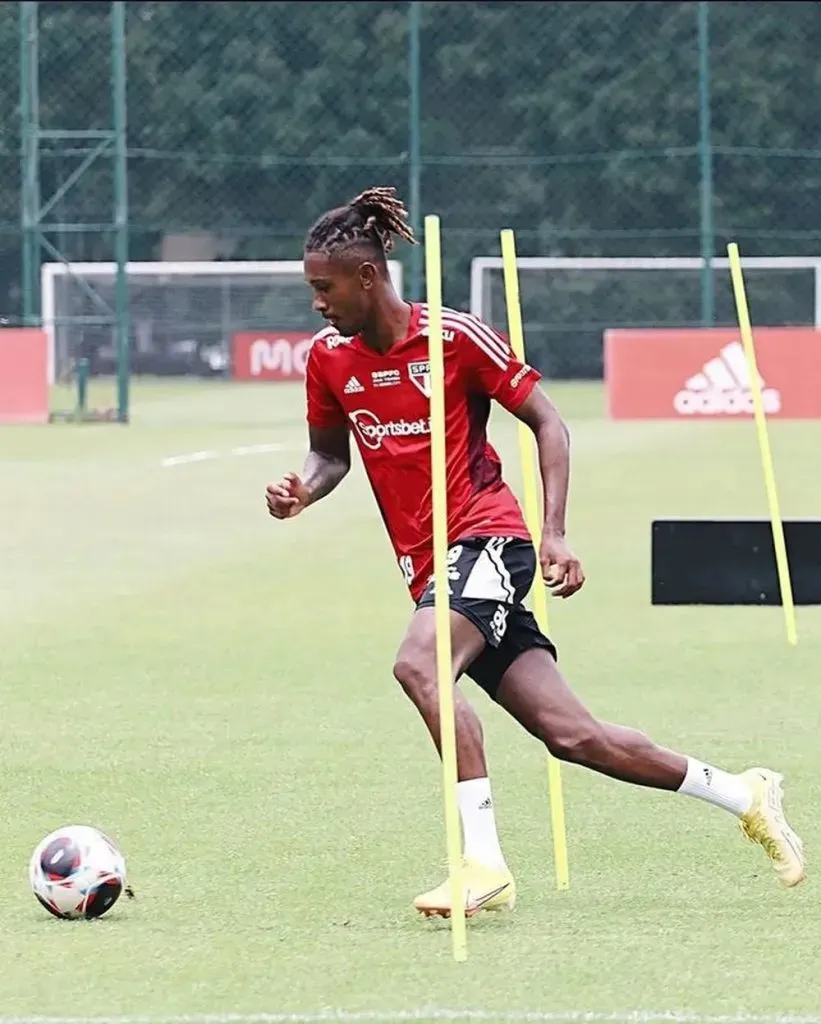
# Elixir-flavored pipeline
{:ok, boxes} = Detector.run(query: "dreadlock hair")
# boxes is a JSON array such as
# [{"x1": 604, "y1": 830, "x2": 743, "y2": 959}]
[{"x1": 304, "y1": 186, "x2": 418, "y2": 265}]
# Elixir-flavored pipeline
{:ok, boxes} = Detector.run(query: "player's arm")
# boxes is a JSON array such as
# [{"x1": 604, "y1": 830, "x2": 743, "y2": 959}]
[
  {"x1": 266, "y1": 343, "x2": 351, "y2": 520},
  {"x1": 507, "y1": 389, "x2": 585, "y2": 598},
  {"x1": 513, "y1": 387, "x2": 570, "y2": 539},
  {"x1": 303, "y1": 425, "x2": 351, "y2": 504},
  {"x1": 457, "y1": 313, "x2": 584, "y2": 597},
  {"x1": 266, "y1": 426, "x2": 351, "y2": 520},
  {"x1": 513, "y1": 388, "x2": 584, "y2": 598}
]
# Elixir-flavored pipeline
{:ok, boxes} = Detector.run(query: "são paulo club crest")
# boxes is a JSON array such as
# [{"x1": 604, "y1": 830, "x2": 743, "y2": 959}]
[{"x1": 408, "y1": 359, "x2": 431, "y2": 398}]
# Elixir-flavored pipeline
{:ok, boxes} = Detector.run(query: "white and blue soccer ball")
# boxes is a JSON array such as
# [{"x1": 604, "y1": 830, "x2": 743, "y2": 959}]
[{"x1": 28, "y1": 825, "x2": 129, "y2": 920}]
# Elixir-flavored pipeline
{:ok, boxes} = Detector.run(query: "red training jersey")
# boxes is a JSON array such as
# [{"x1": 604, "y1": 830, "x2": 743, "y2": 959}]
[{"x1": 305, "y1": 302, "x2": 541, "y2": 601}]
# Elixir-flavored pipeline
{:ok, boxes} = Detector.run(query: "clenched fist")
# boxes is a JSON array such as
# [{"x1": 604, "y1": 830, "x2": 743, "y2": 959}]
[
  {"x1": 265, "y1": 473, "x2": 311, "y2": 520},
  {"x1": 539, "y1": 531, "x2": 585, "y2": 599}
]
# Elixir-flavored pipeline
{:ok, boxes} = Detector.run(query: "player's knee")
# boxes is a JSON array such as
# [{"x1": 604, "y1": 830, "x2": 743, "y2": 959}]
[
  {"x1": 393, "y1": 649, "x2": 437, "y2": 705},
  {"x1": 541, "y1": 716, "x2": 605, "y2": 765}
]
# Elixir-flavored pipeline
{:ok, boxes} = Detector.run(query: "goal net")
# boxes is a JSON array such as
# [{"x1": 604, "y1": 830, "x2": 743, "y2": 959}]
[
  {"x1": 469, "y1": 256, "x2": 821, "y2": 379},
  {"x1": 41, "y1": 259, "x2": 404, "y2": 383}
]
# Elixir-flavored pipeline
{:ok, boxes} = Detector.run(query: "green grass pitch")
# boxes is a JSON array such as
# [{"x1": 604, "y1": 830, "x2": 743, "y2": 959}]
[{"x1": 2, "y1": 377, "x2": 820, "y2": 1019}]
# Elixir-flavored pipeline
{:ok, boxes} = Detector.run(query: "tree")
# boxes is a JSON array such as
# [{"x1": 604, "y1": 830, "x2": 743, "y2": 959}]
[{"x1": 2, "y1": 1, "x2": 820, "y2": 374}]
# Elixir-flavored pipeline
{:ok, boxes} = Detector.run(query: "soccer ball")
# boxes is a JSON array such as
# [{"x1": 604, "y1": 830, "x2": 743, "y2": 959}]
[{"x1": 28, "y1": 825, "x2": 129, "y2": 920}]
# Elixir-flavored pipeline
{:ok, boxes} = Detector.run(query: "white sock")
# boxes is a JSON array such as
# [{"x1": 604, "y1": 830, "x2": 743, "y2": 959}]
[
  {"x1": 457, "y1": 777, "x2": 507, "y2": 870},
  {"x1": 677, "y1": 757, "x2": 752, "y2": 817}
]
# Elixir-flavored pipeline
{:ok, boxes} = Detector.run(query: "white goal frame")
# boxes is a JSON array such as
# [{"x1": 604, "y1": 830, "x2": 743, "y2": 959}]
[
  {"x1": 40, "y1": 259, "x2": 404, "y2": 384},
  {"x1": 469, "y1": 255, "x2": 821, "y2": 326}
]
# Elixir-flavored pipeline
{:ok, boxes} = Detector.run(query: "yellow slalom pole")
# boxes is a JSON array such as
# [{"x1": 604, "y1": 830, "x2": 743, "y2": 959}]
[
  {"x1": 500, "y1": 228, "x2": 570, "y2": 890},
  {"x1": 424, "y1": 214, "x2": 467, "y2": 960},
  {"x1": 726, "y1": 242, "x2": 797, "y2": 646}
]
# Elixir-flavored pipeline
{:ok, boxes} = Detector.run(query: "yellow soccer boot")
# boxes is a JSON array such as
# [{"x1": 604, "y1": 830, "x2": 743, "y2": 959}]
[
  {"x1": 414, "y1": 857, "x2": 515, "y2": 918},
  {"x1": 739, "y1": 768, "x2": 806, "y2": 888}
]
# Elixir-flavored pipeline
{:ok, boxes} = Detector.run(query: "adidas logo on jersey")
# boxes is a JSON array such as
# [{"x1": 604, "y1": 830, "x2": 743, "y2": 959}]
[
  {"x1": 673, "y1": 342, "x2": 781, "y2": 415},
  {"x1": 343, "y1": 376, "x2": 365, "y2": 394}
]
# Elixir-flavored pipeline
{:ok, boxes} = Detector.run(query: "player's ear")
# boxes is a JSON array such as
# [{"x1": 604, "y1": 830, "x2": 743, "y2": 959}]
[{"x1": 358, "y1": 261, "x2": 379, "y2": 291}]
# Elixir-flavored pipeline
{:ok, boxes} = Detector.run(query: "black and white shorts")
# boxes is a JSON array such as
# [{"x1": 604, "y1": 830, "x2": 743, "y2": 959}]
[{"x1": 416, "y1": 536, "x2": 558, "y2": 699}]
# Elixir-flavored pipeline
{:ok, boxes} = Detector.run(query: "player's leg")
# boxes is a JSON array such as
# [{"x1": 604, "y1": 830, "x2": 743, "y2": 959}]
[
  {"x1": 491, "y1": 631, "x2": 805, "y2": 887},
  {"x1": 394, "y1": 604, "x2": 517, "y2": 916},
  {"x1": 495, "y1": 644, "x2": 686, "y2": 790},
  {"x1": 394, "y1": 539, "x2": 524, "y2": 915},
  {"x1": 393, "y1": 598, "x2": 511, "y2": 874},
  {"x1": 393, "y1": 604, "x2": 487, "y2": 780}
]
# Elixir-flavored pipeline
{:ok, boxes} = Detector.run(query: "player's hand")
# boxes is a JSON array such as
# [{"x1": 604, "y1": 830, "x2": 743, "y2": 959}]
[
  {"x1": 539, "y1": 531, "x2": 585, "y2": 598},
  {"x1": 265, "y1": 473, "x2": 310, "y2": 520}
]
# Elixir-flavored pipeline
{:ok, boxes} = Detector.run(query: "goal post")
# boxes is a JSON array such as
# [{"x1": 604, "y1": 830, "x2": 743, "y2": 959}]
[
  {"x1": 40, "y1": 258, "x2": 404, "y2": 395},
  {"x1": 469, "y1": 256, "x2": 821, "y2": 379}
]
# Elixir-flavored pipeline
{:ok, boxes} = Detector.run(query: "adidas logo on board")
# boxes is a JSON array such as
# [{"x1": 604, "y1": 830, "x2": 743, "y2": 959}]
[{"x1": 673, "y1": 341, "x2": 781, "y2": 415}]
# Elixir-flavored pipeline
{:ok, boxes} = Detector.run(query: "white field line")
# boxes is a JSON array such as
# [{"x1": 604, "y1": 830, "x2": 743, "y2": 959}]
[
  {"x1": 160, "y1": 443, "x2": 299, "y2": 468},
  {"x1": 2, "y1": 1012, "x2": 819, "y2": 1024},
  {"x1": 230, "y1": 443, "x2": 287, "y2": 457},
  {"x1": 158, "y1": 418, "x2": 695, "y2": 471},
  {"x1": 160, "y1": 451, "x2": 219, "y2": 468}
]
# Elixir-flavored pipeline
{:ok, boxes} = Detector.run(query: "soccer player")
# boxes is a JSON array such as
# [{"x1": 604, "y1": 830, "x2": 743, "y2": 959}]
[{"x1": 266, "y1": 186, "x2": 805, "y2": 917}]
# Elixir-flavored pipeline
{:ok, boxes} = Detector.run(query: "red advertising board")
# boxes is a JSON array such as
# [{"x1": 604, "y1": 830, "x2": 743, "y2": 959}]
[
  {"x1": 0, "y1": 328, "x2": 49, "y2": 424},
  {"x1": 232, "y1": 331, "x2": 313, "y2": 381},
  {"x1": 604, "y1": 327, "x2": 821, "y2": 419}
]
